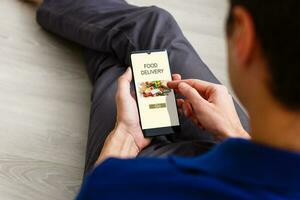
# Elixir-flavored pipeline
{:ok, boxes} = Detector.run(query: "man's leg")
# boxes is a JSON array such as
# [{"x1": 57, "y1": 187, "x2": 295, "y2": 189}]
[
  {"x1": 36, "y1": 0, "x2": 249, "y2": 173},
  {"x1": 36, "y1": 0, "x2": 219, "y2": 81},
  {"x1": 35, "y1": 1, "x2": 221, "y2": 82},
  {"x1": 36, "y1": 0, "x2": 249, "y2": 129}
]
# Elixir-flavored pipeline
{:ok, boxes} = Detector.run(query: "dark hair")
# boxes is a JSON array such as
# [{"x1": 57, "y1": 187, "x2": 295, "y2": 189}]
[{"x1": 227, "y1": 0, "x2": 300, "y2": 110}]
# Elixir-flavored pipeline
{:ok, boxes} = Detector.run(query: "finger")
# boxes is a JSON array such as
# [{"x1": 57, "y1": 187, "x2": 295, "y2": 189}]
[
  {"x1": 172, "y1": 74, "x2": 182, "y2": 81},
  {"x1": 122, "y1": 67, "x2": 132, "y2": 81},
  {"x1": 171, "y1": 74, "x2": 182, "y2": 94},
  {"x1": 176, "y1": 99, "x2": 184, "y2": 108},
  {"x1": 130, "y1": 90, "x2": 137, "y2": 100},
  {"x1": 178, "y1": 82, "x2": 205, "y2": 107},
  {"x1": 117, "y1": 67, "x2": 132, "y2": 99},
  {"x1": 168, "y1": 79, "x2": 215, "y2": 94},
  {"x1": 167, "y1": 80, "x2": 178, "y2": 89},
  {"x1": 182, "y1": 104, "x2": 188, "y2": 117},
  {"x1": 183, "y1": 102, "x2": 192, "y2": 117},
  {"x1": 176, "y1": 99, "x2": 185, "y2": 115},
  {"x1": 184, "y1": 100, "x2": 193, "y2": 116}
]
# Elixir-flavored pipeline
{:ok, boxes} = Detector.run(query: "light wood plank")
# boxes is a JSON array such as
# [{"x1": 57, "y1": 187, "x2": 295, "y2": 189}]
[{"x1": 0, "y1": 154, "x2": 82, "y2": 200}]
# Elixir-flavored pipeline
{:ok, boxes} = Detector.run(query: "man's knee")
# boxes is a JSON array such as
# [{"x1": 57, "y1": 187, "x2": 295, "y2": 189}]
[{"x1": 144, "y1": 6, "x2": 178, "y2": 27}]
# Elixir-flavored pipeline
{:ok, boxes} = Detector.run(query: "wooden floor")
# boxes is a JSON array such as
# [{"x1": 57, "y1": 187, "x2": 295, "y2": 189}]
[{"x1": 0, "y1": 0, "x2": 228, "y2": 199}]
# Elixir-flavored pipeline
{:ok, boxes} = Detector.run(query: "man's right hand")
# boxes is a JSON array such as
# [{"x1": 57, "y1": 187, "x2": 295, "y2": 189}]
[{"x1": 168, "y1": 77, "x2": 250, "y2": 141}]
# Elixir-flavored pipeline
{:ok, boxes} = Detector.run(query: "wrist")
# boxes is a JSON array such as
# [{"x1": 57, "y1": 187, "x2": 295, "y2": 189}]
[
  {"x1": 225, "y1": 125, "x2": 251, "y2": 140},
  {"x1": 95, "y1": 127, "x2": 140, "y2": 166},
  {"x1": 237, "y1": 127, "x2": 251, "y2": 139},
  {"x1": 115, "y1": 122, "x2": 150, "y2": 150},
  {"x1": 215, "y1": 123, "x2": 250, "y2": 141},
  {"x1": 112, "y1": 126, "x2": 141, "y2": 151}
]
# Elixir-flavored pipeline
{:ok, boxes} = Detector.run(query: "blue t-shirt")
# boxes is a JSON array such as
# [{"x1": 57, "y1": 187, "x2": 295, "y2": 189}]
[{"x1": 76, "y1": 139, "x2": 300, "y2": 200}]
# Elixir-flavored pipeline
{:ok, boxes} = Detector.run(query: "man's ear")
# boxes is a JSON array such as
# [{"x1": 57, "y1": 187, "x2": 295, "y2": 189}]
[{"x1": 231, "y1": 6, "x2": 256, "y2": 67}]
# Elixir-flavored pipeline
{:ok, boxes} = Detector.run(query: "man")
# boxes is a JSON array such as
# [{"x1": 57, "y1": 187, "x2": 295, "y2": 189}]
[{"x1": 25, "y1": 0, "x2": 300, "y2": 199}]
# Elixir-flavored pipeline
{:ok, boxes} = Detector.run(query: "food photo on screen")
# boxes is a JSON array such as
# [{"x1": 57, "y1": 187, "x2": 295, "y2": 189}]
[{"x1": 139, "y1": 80, "x2": 172, "y2": 98}]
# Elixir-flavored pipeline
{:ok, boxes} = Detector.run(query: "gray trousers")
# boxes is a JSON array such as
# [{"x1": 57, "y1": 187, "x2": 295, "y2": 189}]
[{"x1": 36, "y1": 0, "x2": 249, "y2": 175}]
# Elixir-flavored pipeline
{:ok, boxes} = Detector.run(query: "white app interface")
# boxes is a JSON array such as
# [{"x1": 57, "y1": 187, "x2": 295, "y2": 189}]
[{"x1": 131, "y1": 50, "x2": 180, "y2": 130}]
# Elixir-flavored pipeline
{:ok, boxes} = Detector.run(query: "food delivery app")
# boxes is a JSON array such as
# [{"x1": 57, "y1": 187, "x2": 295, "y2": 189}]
[{"x1": 131, "y1": 50, "x2": 180, "y2": 130}]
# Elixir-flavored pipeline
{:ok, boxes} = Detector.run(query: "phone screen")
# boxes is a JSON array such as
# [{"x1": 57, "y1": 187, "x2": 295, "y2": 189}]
[{"x1": 131, "y1": 50, "x2": 180, "y2": 136}]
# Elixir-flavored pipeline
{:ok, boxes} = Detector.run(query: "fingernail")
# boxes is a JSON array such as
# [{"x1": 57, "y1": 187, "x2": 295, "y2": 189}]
[{"x1": 127, "y1": 67, "x2": 131, "y2": 72}]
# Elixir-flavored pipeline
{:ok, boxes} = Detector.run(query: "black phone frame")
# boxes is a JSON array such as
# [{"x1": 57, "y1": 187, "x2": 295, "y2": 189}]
[{"x1": 130, "y1": 49, "x2": 181, "y2": 138}]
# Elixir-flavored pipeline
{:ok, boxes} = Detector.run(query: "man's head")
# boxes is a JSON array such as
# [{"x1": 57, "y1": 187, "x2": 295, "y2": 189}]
[{"x1": 226, "y1": 0, "x2": 300, "y2": 111}]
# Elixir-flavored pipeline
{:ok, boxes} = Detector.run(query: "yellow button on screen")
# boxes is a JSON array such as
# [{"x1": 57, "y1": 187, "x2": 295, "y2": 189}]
[{"x1": 149, "y1": 103, "x2": 167, "y2": 109}]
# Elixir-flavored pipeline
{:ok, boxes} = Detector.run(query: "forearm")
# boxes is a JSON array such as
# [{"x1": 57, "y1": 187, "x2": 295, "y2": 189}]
[{"x1": 95, "y1": 126, "x2": 140, "y2": 166}]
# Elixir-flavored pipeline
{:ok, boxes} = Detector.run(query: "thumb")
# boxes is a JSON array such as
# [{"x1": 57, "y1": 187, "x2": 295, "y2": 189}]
[
  {"x1": 178, "y1": 82, "x2": 205, "y2": 108},
  {"x1": 122, "y1": 67, "x2": 133, "y2": 82},
  {"x1": 116, "y1": 67, "x2": 132, "y2": 100}
]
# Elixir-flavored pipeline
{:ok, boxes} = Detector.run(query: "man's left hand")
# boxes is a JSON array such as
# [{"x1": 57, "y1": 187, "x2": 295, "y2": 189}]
[{"x1": 95, "y1": 67, "x2": 150, "y2": 165}]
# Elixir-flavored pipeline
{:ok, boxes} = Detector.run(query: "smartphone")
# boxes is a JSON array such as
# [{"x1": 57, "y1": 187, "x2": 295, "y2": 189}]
[{"x1": 130, "y1": 49, "x2": 181, "y2": 137}]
